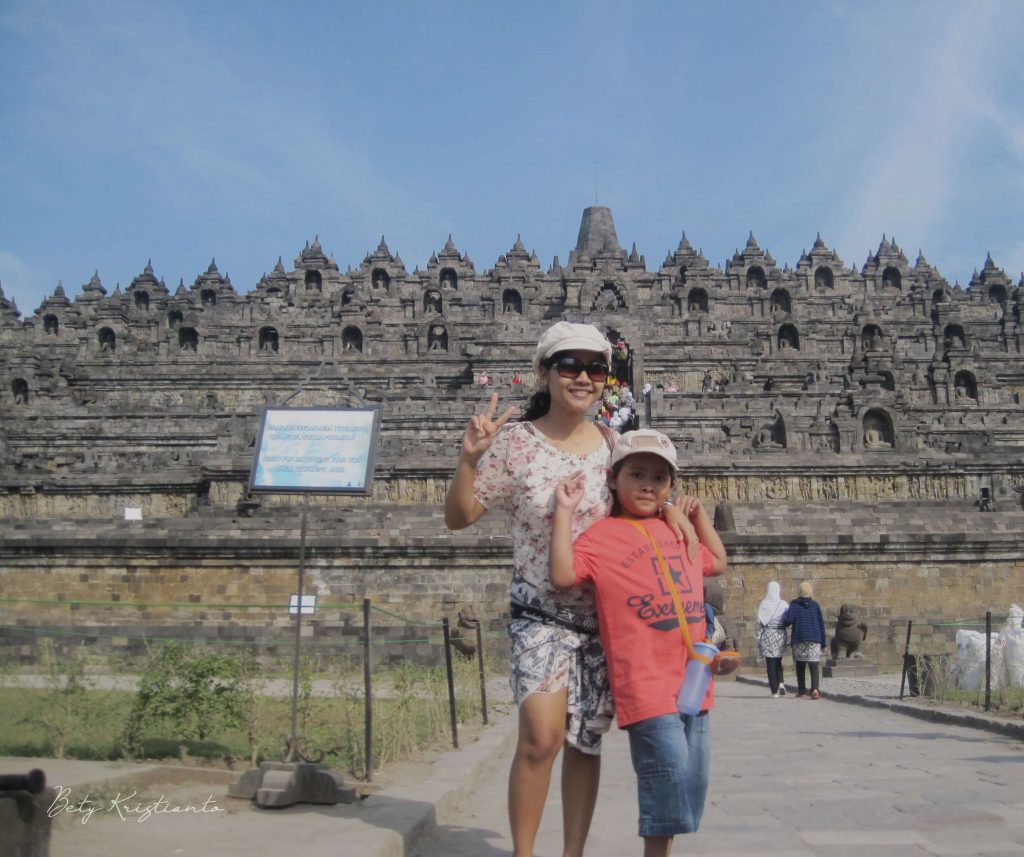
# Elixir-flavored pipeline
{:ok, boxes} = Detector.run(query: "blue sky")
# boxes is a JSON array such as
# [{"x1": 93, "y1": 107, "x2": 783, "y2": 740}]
[{"x1": 2, "y1": 1, "x2": 1022, "y2": 314}]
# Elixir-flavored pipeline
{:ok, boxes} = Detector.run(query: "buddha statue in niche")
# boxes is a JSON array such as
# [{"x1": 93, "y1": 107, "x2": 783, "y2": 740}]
[
  {"x1": 864, "y1": 427, "x2": 892, "y2": 449},
  {"x1": 428, "y1": 325, "x2": 448, "y2": 351}
]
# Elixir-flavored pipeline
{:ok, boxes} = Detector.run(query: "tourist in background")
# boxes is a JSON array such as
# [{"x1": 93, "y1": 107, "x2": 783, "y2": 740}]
[
  {"x1": 444, "y1": 321, "x2": 697, "y2": 857},
  {"x1": 782, "y1": 581, "x2": 827, "y2": 699},
  {"x1": 756, "y1": 581, "x2": 789, "y2": 697}
]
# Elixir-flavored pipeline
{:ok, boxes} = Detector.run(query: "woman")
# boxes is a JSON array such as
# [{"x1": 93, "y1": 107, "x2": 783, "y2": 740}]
[
  {"x1": 445, "y1": 321, "x2": 695, "y2": 857},
  {"x1": 756, "y1": 581, "x2": 789, "y2": 697},
  {"x1": 782, "y1": 581, "x2": 827, "y2": 699}
]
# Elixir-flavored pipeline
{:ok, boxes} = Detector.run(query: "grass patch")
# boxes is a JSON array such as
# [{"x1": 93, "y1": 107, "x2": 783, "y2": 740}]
[
  {"x1": 0, "y1": 653, "x2": 495, "y2": 777},
  {"x1": 908, "y1": 652, "x2": 1024, "y2": 718}
]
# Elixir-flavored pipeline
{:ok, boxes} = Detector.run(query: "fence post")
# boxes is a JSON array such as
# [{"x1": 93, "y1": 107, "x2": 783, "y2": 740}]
[
  {"x1": 476, "y1": 623, "x2": 488, "y2": 725},
  {"x1": 899, "y1": 619, "x2": 913, "y2": 699},
  {"x1": 442, "y1": 618, "x2": 459, "y2": 749},
  {"x1": 363, "y1": 598, "x2": 373, "y2": 781},
  {"x1": 985, "y1": 610, "x2": 992, "y2": 712}
]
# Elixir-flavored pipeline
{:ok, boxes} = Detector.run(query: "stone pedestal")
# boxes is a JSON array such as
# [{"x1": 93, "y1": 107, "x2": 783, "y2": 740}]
[
  {"x1": 0, "y1": 770, "x2": 51, "y2": 857},
  {"x1": 824, "y1": 657, "x2": 878, "y2": 678},
  {"x1": 228, "y1": 762, "x2": 357, "y2": 808}
]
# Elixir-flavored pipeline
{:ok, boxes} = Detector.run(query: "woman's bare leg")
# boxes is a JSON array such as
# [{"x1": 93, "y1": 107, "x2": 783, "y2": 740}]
[
  {"x1": 560, "y1": 744, "x2": 600, "y2": 857},
  {"x1": 508, "y1": 690, "x2": 568, "y2": 857}
]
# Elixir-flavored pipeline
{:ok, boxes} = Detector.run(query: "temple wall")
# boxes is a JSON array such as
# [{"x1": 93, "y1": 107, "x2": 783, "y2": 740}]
[
  {"x1": 0, "y1": 472, "x2": 985, "y2": 519},
  {"x1": 3, "y1": 208, "x2": 1024, "y2": 671},
  {"x1": 1, "y1": 506, "x2": 1019, "y2": 670}
]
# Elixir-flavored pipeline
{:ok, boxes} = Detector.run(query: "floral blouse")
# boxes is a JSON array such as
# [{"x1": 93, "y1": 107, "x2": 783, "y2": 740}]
[{"x1": 474, "y1": 421, "x2": 613, "y2": 624}]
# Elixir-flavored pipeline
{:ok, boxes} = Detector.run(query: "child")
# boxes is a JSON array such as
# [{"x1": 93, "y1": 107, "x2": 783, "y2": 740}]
[{"x1": 550, "y1": 429, "x2": 736, "y2": 857}]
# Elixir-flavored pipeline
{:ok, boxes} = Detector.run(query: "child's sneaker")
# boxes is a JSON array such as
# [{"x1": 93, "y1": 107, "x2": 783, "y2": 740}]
[{"x1": 771, "y1": 691, "x2": 779, "y2": 698}]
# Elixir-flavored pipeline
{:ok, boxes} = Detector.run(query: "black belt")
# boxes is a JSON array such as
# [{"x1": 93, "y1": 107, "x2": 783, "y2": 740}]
[{"x1": 510, "y1": 601, "x2": 599, "y2": 634}]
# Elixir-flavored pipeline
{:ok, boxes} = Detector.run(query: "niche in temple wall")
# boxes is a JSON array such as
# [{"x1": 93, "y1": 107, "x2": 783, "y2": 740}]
[
  {"x1": 862, "y1": 408, "x2": 895, "y2": 450},
  {"x1": 502, "y1": 288, "x2": 523, "y2": 314}
]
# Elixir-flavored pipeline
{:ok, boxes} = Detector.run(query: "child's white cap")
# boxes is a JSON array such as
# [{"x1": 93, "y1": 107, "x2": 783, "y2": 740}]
[{"x1": 611, "y1": 429, "x2": 677, "y2": 472}]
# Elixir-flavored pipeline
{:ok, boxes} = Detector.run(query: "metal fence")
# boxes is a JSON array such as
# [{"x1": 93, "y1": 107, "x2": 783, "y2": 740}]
[
  {"x1": 0, "y1": 595, "x2": 502, "y2": 780},
  {"x1": 899, "y1": 610, "x2": 1024, "y2": 714}
]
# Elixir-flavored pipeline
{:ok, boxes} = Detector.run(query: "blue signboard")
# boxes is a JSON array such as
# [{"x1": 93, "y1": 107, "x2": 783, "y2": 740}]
[{"x1": 248, "y1": 406, "x2": 381, "y2": 494}]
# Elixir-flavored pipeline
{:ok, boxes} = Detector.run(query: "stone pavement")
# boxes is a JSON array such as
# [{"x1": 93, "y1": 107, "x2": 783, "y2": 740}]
[
  {"x1": 4, "y1": 677, "x2": 1023, "y2": 857},
  {"x1": 411, "y1": 678, "x2": 1024, "y2": 857}
]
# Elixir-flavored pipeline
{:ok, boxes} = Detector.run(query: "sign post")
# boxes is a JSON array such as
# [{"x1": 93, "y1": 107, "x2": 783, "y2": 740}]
[{"x1": 228, "y1": 404, "x2": 381, "y2": 807}]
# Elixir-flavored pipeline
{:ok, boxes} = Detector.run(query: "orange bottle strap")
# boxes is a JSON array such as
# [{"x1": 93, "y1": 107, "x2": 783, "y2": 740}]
[{"x1": 623, "y1": 518, "x2": 712, "y2": 665}]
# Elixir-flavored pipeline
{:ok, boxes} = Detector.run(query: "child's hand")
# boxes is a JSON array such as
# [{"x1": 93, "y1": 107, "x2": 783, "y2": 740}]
[
  {"x1": 554, "y1": 471, "x2": 586, "y2": 510},
  {"x1": 713, "y1": 654, "x2": 740, "y2": 676},
  {"x1": 676, "y1": 495, "x2": 706, "y2": 520},
  {"x1": 662, "y1": 504, "x2": 699, "y2": 560}
]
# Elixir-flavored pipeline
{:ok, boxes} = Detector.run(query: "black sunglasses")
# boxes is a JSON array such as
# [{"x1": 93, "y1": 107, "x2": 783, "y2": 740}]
[{"x1": 550, "y1": 356, "x2": 610, "y2": 382}]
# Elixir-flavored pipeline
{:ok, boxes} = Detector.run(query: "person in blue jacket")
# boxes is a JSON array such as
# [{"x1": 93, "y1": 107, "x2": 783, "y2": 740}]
[{"x1": 782, "y1": 581, "x2": 827, "y2": 699}]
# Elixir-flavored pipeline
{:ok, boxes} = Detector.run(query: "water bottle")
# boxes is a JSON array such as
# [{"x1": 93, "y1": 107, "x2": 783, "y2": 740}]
[{"x1": 676, "y1": 641, "x2": 718, "y2": 715}]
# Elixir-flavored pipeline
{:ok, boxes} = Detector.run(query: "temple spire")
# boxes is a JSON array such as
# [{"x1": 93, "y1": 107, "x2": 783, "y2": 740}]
[{"x1": 574, "y1": 205, "x2": 621, "y2": 257}]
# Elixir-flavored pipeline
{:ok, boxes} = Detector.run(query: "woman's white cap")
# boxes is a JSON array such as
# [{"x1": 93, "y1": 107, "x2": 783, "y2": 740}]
[
  {"x1": 610, "y1": 429, "x2": 678, "y2": 471},
  {"x1": 532, "y1": 322, "x2": 612, "y2": 375}
]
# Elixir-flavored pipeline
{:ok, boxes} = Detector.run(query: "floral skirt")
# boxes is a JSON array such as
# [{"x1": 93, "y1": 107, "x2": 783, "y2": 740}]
[{"x1": 508, "y1": 617, "x2": 613, "y2": 755}]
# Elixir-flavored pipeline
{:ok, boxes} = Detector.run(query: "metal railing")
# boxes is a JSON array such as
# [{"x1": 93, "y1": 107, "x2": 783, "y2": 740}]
[{"x1": 0, "y1": 594, "x2": 500, "y2": 780}]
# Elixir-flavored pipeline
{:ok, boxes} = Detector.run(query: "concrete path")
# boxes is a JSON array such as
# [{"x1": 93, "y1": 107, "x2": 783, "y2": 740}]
[
  {"x1": 5, "y1": 678, "x2": 1023, "y2": 857},
  {"x1": 411, "y1": 680, "x2": 1024, "y2": 857}
]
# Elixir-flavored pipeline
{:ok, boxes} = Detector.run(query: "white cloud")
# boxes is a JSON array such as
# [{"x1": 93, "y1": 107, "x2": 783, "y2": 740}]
[
  {"x1": 827, "y1": 4, "x2": 1024, "y2": 275},
  {"x1": 835, "y1": 10, "x2": 978, "y2": 251}
]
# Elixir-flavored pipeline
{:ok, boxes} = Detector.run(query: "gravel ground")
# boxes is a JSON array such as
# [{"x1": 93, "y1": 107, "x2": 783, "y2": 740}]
[
  {"x1": 741, "y1": 670, "x2": 908, "y2": 699},
  {"x1": 816, "y1": 672, "x2": 907, "y2": 698}
]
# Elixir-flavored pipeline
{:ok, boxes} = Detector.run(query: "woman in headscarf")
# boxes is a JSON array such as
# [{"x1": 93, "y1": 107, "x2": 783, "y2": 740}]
[
  {"x1": 756, "y1": 581, "x2": 789, "y2": 697},
  {"x1": 782, "y1": 581, "x2": 827, "y2": 699}
]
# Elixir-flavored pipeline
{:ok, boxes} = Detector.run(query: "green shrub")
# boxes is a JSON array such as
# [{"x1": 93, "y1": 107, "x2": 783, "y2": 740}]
[
  {"x1": 39, "y1": 647, "x2": 91, "y2": 758},
  {"x1": 0, "y1": 642, "x2": 502, "y2": 774},
  {"x1": 123, "y1": 642, "x2": 245, "y2": 756}
]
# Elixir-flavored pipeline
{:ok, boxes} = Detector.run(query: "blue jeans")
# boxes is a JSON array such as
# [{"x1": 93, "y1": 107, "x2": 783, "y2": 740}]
[{"x1": 625, "y1": 711, "x2": 710, "y2": 838}]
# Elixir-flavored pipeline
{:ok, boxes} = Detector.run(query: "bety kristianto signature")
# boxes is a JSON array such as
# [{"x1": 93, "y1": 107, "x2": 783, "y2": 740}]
[{"x1": 48, "y1": 787, "x2": 225, "y2": 824}]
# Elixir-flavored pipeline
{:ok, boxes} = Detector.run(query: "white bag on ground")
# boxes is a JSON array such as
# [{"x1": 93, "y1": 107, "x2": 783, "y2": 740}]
[
  {"x1": 999, "y1": 628, "x2": 1024, "y2": 689},
  {"x1": 953, "y1": 629, "x2": 1006, "y2": 691}
]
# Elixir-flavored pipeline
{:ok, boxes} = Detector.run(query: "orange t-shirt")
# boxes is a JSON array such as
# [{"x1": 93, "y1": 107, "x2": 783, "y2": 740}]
[{"x1": 572, "y1": 516, "x2": 716, "y2": 727}]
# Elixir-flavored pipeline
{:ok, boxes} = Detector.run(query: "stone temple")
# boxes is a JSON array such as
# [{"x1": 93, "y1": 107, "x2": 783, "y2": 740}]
[{"x1": 0, "y1": 207, "x2": 1021, "y2": 667}]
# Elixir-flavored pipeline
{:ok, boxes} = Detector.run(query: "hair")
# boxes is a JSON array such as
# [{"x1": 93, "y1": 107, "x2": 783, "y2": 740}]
[
  {"x1": 521, "y1": 353, "x2": 557, "y2": 421},
  {"x1": 799, "y1": 581, "x2": 814, "y2": 598},
  {"x1": 521, "y1": 388, "x2": 551, "y2": 421},
  {"x1": 608, "y1": 456, "x2": 676, "y2": 516}
]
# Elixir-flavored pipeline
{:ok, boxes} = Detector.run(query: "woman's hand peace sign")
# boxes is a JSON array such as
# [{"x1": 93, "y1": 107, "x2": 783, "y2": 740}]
[{"x1": 462, "y1": 393, "x2": 516, "y2": 463}]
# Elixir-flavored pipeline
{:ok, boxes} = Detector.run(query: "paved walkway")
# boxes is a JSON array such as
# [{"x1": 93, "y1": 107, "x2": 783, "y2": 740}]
[
  {"x1": 412, "y1": 679, "x2": 1024, "y2": 857},
  {"x1": 5, "y1": 677, "x2": 1023, "y2": 857}
]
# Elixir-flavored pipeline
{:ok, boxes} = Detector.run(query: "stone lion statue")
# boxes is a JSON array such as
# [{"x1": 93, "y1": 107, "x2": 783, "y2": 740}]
[{"x1": 830, "y1": 604, "x2": 868, "y2": 659}]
